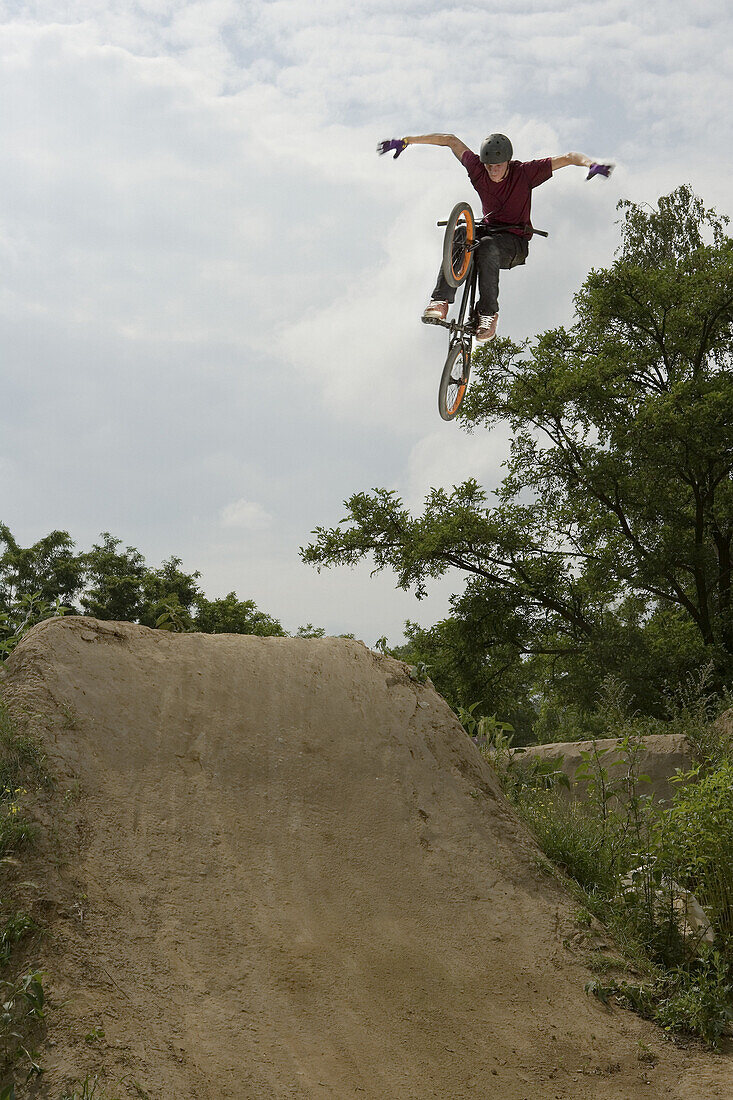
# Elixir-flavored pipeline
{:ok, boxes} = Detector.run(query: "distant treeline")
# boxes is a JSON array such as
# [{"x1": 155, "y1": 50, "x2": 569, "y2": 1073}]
[{"x1": 0, "y1": 524, "x2": 326, "y2": 646}]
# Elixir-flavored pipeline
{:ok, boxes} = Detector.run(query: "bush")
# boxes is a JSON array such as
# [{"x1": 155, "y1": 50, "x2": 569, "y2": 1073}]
[
  {"x1": 655, "y1": 949, "x2": 733, "y2": 1047},
  {"x1": 657, "y1": 762, "x2": 733, "y2": 938},
  {"x1": 479, "y1": 683, "x2": 733, "y2": 1047},
  {"x1": 602, "y1": 948, "x2": 733, "y2": 1049}
]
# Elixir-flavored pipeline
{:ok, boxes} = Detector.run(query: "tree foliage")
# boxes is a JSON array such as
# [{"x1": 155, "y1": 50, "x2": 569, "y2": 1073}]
[
  {"x1": 0, "y1": 524, "x2": 83, "y2": 610},
  {"x1": 194, "y1": 592, "x2": 286, "y2": 636},
  {"x1": 303, "y1": 187, "x2": 733, "y2": 727},
  {"x1": 0, "y1": 526, "x2": 287, "y2": 649}
]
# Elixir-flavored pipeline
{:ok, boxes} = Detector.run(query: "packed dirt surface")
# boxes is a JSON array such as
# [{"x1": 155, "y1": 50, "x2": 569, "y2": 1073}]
[
  {"x1": 2, "y1": 617, "x2": 732, "y2": 1098},
  {"x1": 518, "y1": 735, "x2": 694, "y2": 802}
]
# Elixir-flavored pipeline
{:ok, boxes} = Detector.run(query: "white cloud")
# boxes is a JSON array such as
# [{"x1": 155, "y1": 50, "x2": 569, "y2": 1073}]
[
  {"x1": 401, "y1": 425, "x2": 513, "y2": 513},
  {"x1": 220, "y1": 498, "x2": 272, "y2": 530},
  {"x1": 1, "y1": 0, "x2": 732, "y2": 645}
]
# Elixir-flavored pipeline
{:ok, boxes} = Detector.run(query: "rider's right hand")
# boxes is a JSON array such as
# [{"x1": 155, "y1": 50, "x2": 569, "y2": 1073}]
[
  {"x1": 586, "y1": 162, "x2": 614, "y2": 180},
  {"x1": 377, "y1": 138, "x2": 407, "y2": 159}
]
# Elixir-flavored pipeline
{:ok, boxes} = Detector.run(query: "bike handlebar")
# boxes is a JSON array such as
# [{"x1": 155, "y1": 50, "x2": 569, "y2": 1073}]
[{"x1": 436, "y1": 220, "x2": 548, "y2": 238}]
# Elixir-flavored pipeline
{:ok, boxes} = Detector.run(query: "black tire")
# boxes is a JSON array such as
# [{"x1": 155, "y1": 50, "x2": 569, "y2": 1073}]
[
  {"x1": 438, "y1": 342, "x2": 471, "y2": 421},
  {"x1": 442, "y1": 202, "x2": 475, "y2": 288}
]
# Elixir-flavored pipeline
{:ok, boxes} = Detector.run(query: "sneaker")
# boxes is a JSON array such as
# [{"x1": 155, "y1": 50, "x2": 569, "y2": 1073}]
[
  {"x1": 422, "y1": 300, "x2": 449, "y2": 323},
  {"x1": 475, "y1": 312, "x2": 498, "y2": 342}
]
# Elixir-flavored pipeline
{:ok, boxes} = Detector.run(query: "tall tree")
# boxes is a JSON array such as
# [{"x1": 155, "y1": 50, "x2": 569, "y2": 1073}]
[{"x1": 303, "y1": 187, "x2": 733, "y2": 721}]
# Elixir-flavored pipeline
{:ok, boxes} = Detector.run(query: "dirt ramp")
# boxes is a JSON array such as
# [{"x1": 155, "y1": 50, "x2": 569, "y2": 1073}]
[{"x1": 3, "y1": 618, "x2": 731, "y2": 1099}]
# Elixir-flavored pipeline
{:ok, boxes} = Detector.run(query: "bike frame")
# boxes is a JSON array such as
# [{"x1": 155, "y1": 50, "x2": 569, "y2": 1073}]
[
  {"x1": 431, "y1": 206, "x2": 549, "y2": 421},
  {"x1": 429, "y1": 230, "x2": 482, "y2": 353},
  {"x1": 432, "y1": 220, "x2": 546, "y2": 347}
]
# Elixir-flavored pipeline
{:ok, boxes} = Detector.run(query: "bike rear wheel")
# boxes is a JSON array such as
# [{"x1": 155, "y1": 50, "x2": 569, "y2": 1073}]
[
  {"x1": 438, "y1": 341, "x2": 471, "y2": 421},
  {"x1": 442, "y1": 202, "x2": 475, "y2": 288}
]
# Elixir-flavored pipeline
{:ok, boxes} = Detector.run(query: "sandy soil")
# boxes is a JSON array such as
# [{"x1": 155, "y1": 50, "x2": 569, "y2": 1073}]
[{"x1": 2, "y1": 617, "x2": 732, "y2": 1099}]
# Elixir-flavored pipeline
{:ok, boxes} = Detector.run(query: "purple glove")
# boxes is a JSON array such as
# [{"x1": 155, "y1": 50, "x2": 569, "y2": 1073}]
[
  {"x1": 377, "y1": 138, "x2": 407, "y2": 159},
  {"x1": 586, "y1": 162, "x2": 614, "y2": 180}
]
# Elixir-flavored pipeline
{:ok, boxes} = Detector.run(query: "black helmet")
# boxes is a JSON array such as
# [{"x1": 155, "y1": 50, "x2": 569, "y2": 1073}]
[{"x1": 479, "y1": 133, "x2": 513, "y2": 164}]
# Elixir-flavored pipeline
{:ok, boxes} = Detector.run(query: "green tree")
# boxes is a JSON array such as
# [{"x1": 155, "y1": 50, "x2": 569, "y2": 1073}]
[
  {"x1": 391, "y1": 617, "x2": 538, "y2": 741},
  {"x1": 0, "y1": 525, "x2": 83, "y2": 612},
  {"x1": 139, "y1": 556, "x2": 202, "y2": 629},
  {"x1": 194, "y1": 592, "x2": 286, "y2": 636},
  {"x1": 0, "y1": 523, "x2": 289, "y2": 646},
  {"x1": 295, "y1": 623, "x2": 326, "y2": 638},
  {"x1": 80, "y1": 533, "x2": 150, "y2": 622},
  {"x1": 302, "y1": 187, "x2": 733, "y2": 724}
]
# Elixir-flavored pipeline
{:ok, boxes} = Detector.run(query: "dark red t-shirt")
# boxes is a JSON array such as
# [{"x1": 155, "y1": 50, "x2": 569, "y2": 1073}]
[{"x1": 461, "y1": 150, "x2": 552, "y2": 237}]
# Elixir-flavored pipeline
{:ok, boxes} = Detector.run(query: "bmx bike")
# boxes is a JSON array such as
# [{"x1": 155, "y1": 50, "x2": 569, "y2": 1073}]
[
  {"x1": 426, "y1": 201, "x2": 478, "y2": 421},
  {"x1": 424, "y1": 202, "x2": 546, "y2": 422}
]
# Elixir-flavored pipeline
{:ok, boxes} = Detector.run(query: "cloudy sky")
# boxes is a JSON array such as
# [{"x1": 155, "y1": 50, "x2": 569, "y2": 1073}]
[{"x1": 2, "y1": 0, "x2": 731, "y2": 643}]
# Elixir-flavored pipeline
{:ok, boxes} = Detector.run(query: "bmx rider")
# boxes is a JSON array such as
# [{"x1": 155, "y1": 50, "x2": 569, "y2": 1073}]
[{"x1": 377, "y1": 133, "x2": 613, "y2": 343}]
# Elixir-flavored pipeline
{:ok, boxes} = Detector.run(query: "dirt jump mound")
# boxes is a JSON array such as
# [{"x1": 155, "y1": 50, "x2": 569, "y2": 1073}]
[{"x1": 2, "y1": 618, "x2": 730, "y2": 1098}]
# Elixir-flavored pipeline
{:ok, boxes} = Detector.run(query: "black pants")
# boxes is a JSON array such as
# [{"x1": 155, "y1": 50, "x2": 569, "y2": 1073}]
[{"x1": 431, "y1": 230, "x2": 529, "y2": 315}]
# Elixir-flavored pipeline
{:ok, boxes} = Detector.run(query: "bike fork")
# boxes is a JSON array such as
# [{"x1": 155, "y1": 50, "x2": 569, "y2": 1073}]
[{"x1": 451, "y1": 262, "x2": 477, "y2": 354}]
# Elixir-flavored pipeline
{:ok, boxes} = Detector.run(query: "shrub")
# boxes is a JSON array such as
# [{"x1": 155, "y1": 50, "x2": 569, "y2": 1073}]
[
  {"x1": 655, "y1": 949, "x2": 733, "y2": 1047},
  {"x1": 482, "y1": 686, "x2": 733, "y2": 1047},
  {"x1": 656, "y1": 762, "x2": 733, "y2": 937}
]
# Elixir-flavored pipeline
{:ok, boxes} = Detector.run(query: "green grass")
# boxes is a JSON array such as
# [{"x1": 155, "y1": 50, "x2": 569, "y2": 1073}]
[
  {"x1": 0, "y1": 699, "x2": 50, "y2": 1085},
  {"x1": 0, "y1": 701, "x2": 49, "y2": 794},
  {"x1": 515, "y1": 790, "x2": 622, "y2": 896}
]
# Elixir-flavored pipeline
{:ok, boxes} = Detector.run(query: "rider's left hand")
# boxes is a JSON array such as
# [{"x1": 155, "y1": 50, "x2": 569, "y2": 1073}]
[
  {"x1": 377, "y1": 138, "x2": 407, "y2": 159},
  {"x1": 586, "y1": 162, "x2": 614, "y2": 180}
]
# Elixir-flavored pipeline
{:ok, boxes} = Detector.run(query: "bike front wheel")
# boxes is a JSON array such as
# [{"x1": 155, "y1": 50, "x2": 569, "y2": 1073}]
[
  {"x1": 438, "y1": 341, "x2": 471, "y2": 421},
  {"x1": 442, "y1": 202, "x2": 475, "y2": 288}
]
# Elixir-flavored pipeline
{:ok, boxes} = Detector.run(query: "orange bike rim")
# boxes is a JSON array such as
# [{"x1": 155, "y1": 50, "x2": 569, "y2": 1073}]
[{"x1": 452, "y1": 214, "x2": 474, "y2": 282}]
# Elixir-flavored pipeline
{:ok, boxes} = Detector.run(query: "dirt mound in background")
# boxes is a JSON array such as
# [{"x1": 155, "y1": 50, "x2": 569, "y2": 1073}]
[
  {"x1": 2, "y1": 617, "x2": 732, "y2": 1099},
  {"x1": 518, "y1": 735, "x2": 694, "y2": 802}
]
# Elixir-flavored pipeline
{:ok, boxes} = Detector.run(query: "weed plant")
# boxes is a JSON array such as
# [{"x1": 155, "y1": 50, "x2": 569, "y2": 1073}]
[
  {"x1": 0, "y1": 699, "x2": 48, "y2": 865},
  {"x1": 656, "y1": 664, "x2": 733, "y2": 766},
  {"x1": 0, "y1": 701, "x2": 49, "y2": 1086},
  {"x1": 0, "y1": 793, "x2": 36, "y2": 861},
  {"x1": 654, "y1": 948, "x2": 733, "y2": 1046},
  {"x1": 0, "y1": 704, "x2": 48, "y2": 793},
  {"x1": 59, "y1": 1076, "x2": 122, "y2": 1100},
  {"x1": 656, "y1": 762, "x2": 733, "y2": 937},
  {"x1": 0, "y1": 970, "x2": 45, "y2": 1080},
  {"x1": 0, "y1": 594, "x2": 70, "y2": 662},
  {"x1": 0, "y1": 915, "x2": 37, "y2": 971}
]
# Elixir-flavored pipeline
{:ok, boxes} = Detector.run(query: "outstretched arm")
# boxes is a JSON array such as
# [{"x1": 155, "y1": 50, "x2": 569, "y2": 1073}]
[
  {"x1": 551, "y1": 151, "x2": 614, "y2": 179},
  {"x1": 404, "y1": 133, "x2": 469, "y2": 161},
  {"x1": 551, "y1": 151, "x2": 593, "y2": 170}
]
